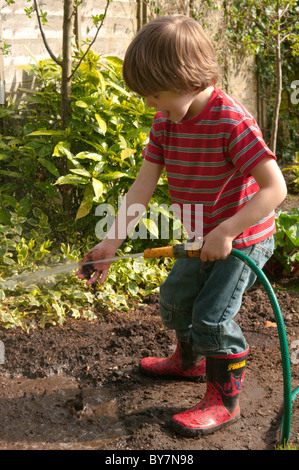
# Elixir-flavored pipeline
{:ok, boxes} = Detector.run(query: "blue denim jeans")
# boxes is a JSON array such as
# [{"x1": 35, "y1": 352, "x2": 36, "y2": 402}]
[{"x1": 159, "y1": 236, "x2": 274, "y2": 356}]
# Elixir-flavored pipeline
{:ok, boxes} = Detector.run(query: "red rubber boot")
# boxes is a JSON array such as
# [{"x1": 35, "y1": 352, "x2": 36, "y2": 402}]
[
  {"x1": 171, "y1": 348, "x2": 248, "y2": 436},
  {"x1": 139, "y1": 342, "x2": 206, "y2": 380}
]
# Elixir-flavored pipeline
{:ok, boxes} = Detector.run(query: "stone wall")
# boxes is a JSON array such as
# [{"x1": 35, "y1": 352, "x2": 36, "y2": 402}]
[
  {"x1": 0, "y1": 0, "x2": 257, "y2": 117},
  {"x1": 0, "y1": 0, "x2": 138, "y2": 102}
]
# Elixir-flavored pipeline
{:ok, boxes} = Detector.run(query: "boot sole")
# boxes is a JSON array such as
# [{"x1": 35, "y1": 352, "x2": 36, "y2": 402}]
[
  {"x1": 171, "y1": 412, "x2": 240, "y2": 437},
  {"x1": 139, "y1": 364, "x2": 206, "y2": 382}
]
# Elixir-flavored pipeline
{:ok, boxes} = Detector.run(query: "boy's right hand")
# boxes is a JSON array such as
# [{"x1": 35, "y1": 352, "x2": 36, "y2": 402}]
[{"x1": 76, "y1": 240, "x2": 117, "y2": 286}]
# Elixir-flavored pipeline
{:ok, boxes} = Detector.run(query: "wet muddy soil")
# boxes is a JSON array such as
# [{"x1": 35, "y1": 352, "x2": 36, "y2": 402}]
[
  {"x1": 0, "y1": 275, "x2": 298, "y2": 451},
  {"x1": 0, "y1": 195, "x2": 298, "y2": 451}
]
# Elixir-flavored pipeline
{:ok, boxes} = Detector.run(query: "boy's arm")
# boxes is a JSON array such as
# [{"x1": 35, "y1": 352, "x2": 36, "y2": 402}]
[
  {"x1": 200, "y1": 158, "x2": 287, "y2": 262},
  {"x1": 76, "y1": 160, "x2": 164, "y2": 284}
]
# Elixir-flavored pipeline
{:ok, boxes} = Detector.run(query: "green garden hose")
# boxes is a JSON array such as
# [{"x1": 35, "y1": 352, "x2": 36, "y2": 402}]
[
  {"x1": 146, "y1": 243, "x2": 296, "y2": 445},
  {"x1": 231, "y1": 248, "x2": 294, "y2": 446}
]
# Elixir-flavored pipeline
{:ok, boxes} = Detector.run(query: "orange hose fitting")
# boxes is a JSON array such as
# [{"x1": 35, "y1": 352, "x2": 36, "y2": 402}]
[{"x1": 143, "y1": 246, "x2": 174, "y2": 259}]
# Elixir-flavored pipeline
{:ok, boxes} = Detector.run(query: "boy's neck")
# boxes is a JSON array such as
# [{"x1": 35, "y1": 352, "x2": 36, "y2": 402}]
[{"x1": 184, "y1": 86, "x2": 214, "y2": 121}]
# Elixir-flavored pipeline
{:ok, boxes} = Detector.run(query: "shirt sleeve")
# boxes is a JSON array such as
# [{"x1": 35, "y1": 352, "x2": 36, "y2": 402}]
[
  {"x1": 142, "y1": 113, "x2": 165, "y2": 165},
  {"x1": 227, "y1": 117, "x2": 276, "y2": 176}
]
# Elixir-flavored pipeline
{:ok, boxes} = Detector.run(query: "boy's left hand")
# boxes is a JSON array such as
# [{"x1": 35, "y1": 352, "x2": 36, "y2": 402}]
[{"x1": 200, "y1": 226, "x2": 233, "y2": 262}]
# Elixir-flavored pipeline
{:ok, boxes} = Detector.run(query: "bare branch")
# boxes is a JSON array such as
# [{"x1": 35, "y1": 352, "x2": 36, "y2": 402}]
[
  {"x1": 280, "y1": 16, "x2": 298, "y2": 29},
  {"x1": 33, "y1": 0, "x2": 62, "y2": 66},
  {"x1": 281, "y1": 32, "x2": 297, "y2": 42},
  {"x1": 279, "y1": 1, "x2": 291, "y2": 19},
  {"x1": 69, "y1": 0, "x2": 111, "y2": 79}
]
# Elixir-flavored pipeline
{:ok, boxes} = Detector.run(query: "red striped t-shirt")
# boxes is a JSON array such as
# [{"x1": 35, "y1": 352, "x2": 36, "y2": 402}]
[{"x1": 142, "y1": 87, "x2": 276, "y2": 248}]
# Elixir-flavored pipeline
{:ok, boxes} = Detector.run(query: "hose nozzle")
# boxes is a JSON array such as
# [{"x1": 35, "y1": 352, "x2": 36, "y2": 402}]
[{"x1": 143, "y1": 240, "x2": 203, "y2": 259}]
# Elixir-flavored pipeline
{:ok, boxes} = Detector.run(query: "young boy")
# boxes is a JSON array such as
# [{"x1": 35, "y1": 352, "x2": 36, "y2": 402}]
[{"x1": 76, "y1": 15, "x2": 287, "y2": 436}]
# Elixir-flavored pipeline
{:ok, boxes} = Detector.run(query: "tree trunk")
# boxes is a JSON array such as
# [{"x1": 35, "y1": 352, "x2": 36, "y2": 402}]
[
  {"x1": 222, "y1": 0, "x2": 229, "y2": 92},
  {"x1": 60, "y1": 0, "x2": 74, "y2": 216},
  {"x1": 270, "y1": 6, "x2": 282, "y2": 154},
  {"x1": 61, "y1": 0, "x2": 73, "y2": 130}
]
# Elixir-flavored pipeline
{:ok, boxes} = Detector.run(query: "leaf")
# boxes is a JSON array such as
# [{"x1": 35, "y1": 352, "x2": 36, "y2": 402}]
[
  {"x1": 75, "y1": 200, "x2": 93, "y2": 220},
  {"x1": 92, "y1": 178, "x2": 104, "y2": 199},
  {"x1": 75, "y1": 151, "x2": 103, "y2": 161},
  {"x1": 12, "y1": 214, "x2": 27, "y2": 226},
  {"x1": 151, "y1": 204, "x2": 172, "y2": 219},
  {"x1": 17, "y1": 196, "x2": 32, "y2": 218},
  {"x1": 38, "y1": 157, "x2": 60, "y2": 177},
  {"x1": 53, "y1": 142, "x2": 74, "y2": 160},
  {"x1": 106, "y1": 80, "x2": 131, "y2": 97},
  {"x1": 3, "y1": 195, "x2": 18, "y2": 208},
  {"x1": 83, "y1": 309, "x2": 97, "y2": 320},
  {"x1": 52, "y1": 301, "x2": 65, "y2": 319},
  {"x1": 3, "y1": 254, "x2": 15, "y2": 265},
  {"x1": 120, "y1": 148, "x2": 136, "y2": 160},
  {"x1": 92, "y1": 162, "x2": 105, "y2": 176},
  {"x1": 97, "y1": 71, "x2": 106, "y2": 92},
  {"x1": 95, "y1": 113, "x2": 107, "y2": 135},
  {"x1": 0, "y1": 209, "x2": 11, "y2": 224},
  {"x1": 101, "y1": 171, "x2": 129, "y2": 180},
  {"x1": 55, "y1": 175, "x2": 88, "y2": 186},
  {"x1": 75, "y1": 187, "x2": 94, "y2": 220},
  {"x1": 0, "y1": 153, "x2": 11, "y2": 161},
  {"x1": 127, "y1": 281, "x2": 139, "y2": 296},
  {"x1": 29, "y1": 130, "x2": 66, "y2": 137},
  {"x1": 0, "y1": 170, "x2": 24, "y2": 178},
  {"x1": 75, "y1": 100, "x2": 89, "y2": 108},
  {"x1": 0, "y1": 109, "x2": 14, "y2": 118},
  {"x1": 70, "y1": 168, "x2": 92, "y2": 177},
  {"x1": 103, "y1": 56, "x2": 124, "y2": 68},
  {"x1": 141, "y1": 218, "x2": 159, "y2": 239},
  {"x1": 53, "y1": 142, "x2": 82, "y2": 168},
  {"x1": 285, "y1": 225, "x2": 299, "y2": 246}
]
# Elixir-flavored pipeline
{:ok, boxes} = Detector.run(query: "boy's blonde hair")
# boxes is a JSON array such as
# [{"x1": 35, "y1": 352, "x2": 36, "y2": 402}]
[{"x1": 123, "y1": 15, "x2": 218, "y2": 97}]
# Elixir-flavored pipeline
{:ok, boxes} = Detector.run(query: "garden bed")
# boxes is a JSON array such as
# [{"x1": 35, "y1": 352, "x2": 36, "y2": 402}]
[{"x1": 0, "y1": 196, "x2": 298, "y2": 451}]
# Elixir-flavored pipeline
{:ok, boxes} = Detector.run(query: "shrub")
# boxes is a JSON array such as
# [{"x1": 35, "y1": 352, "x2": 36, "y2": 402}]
[
  {"x1": 0, "y1": 52, "x2": 177, "y2": 329},
  {"x1": 265, "y1": 207, "x2": 299, "y2": 277}
]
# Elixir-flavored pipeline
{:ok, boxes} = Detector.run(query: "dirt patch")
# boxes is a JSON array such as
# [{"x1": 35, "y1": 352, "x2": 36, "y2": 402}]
[
  {"x1": 0, "y1": 277, "x2": 298, "y2": 451},
  {"x1": 0, "y1": 194, "x2": 298, "y2": 450}
]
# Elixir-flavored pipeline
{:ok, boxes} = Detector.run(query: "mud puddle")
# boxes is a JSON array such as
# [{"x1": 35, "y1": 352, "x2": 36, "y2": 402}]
[{"x1": 0, "y1": 372, "x2": 127, "y2": 450}]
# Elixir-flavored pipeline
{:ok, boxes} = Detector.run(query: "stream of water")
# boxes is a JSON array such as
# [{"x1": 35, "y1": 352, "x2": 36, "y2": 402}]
[{"x1": 0, "y1": 253, "x2": 144, "y2": 289}]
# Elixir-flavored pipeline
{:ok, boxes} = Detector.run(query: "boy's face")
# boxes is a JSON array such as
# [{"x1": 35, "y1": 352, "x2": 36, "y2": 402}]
[{"x1": 145, "y1": 90, "x2": 198, "y2": 123}]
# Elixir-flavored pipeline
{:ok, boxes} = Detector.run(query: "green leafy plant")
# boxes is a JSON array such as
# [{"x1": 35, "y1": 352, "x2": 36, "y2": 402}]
[
  {"x1": 0, "y1": 210, "x2": 173, "y2": 329},
  {"x1": 224, "y1": 0, "x2": 299, "y2": 155},
  {"x1": 0, "y1": 194, "x2": 175, "y2": 329},
  {"x1": 267, "y1": 207, "x2": 299, "y2": 277},
  {"x1": 282, "y1": 152, "x2": 299, "y2": 193},
  {"x1": 2, "y1": 53, "x2": 165, "y2": 242},
  {"x1": 0, "y1": 52, "x2": 179, "y2": 329},
  {"x1": 11, "y1": 51, "x2": 180, "y2": 249}
]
